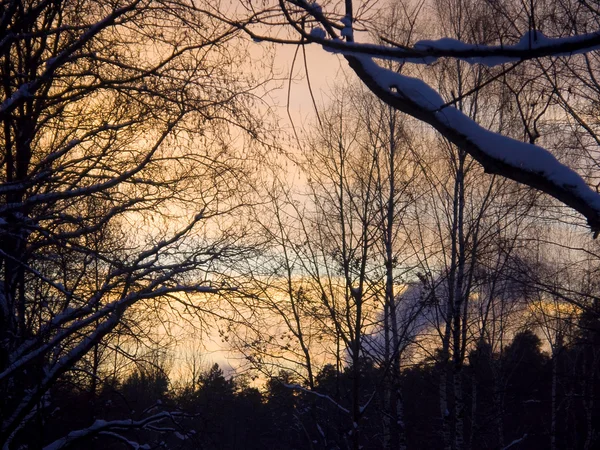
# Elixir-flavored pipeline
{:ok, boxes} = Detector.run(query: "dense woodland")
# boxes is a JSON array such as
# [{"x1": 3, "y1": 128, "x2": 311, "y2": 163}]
[
  {"x1": 35, "y1": 320, "x2": 600, "y2": 449},
  {"x1": 3, "y1": 0, "x2": 600, "y2": 449}
]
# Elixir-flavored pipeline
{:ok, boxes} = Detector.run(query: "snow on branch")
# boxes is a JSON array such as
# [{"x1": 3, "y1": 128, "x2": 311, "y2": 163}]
[
  {"x1": 42, "y1": 412, "x2": 185, "y2": 450},
  {"x1": 344, "y1": 56, "x2": 600, "y2": 234},
  {"x1": 261, "y1": 0, "x2": 600, "y2": 65},
  {"x1": 501, "y1": 433, "x2": 528, "y2": 450},
  {"x1": 244, "y1": 1, "x2": 600, "y2": 232},
  {"x1": 310, "y1": 28, "x2": 600, "y2": 67}
]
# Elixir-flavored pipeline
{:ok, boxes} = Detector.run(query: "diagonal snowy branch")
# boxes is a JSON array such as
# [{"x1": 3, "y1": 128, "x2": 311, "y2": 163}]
[
  {"x1": 244, "y1": 1, "x2": 600, "y2": 233},
  {"x1": 343, "y1": 56, "x2": 600, "y2": 234}
]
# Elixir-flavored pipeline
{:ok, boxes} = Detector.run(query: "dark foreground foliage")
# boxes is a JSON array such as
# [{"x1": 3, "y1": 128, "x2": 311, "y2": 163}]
[{"x1": 20, "y1": 314, "x2": 600, "y2": 450}]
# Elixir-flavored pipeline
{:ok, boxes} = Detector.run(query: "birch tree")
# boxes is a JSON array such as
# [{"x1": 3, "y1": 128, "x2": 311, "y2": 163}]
[{"x1": 237, "y1": 0, "x2": 600, "y2": 235}]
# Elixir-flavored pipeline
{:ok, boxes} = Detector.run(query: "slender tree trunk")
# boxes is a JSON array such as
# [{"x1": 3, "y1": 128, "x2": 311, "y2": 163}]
[
  {"x1": 468, "y1": 370, "x2": 477, "y2": 450},
  {"x1": 493, "y1": 370, "x2": 505, "y2": 448},
  {"x1": 440, "y1": 349, "x2": 453, "y2": 450},
  {"x1": 550, "y1": 336, "x2": 563, "y2": 450},
  {"x1": 551, "y1": 353, "x2": 558, "y2": 450},
  {"x1": 351, "y1": 336, "x2": 361, "y2": 450},
  {"x1": 395, "y1": 382, "x2": 407, "y2": 450},
  {"x1": 453, "y1": 365, "x2": 464, "y2": 450},
  {"x1": 583, "y1": 347, "x2": 597, "y2": 450},
  {"x1": 453, "y1": 152, "x2": 467, "y2": 450},
  {"x1": 383, "y1": 302, "x2": 392, "y2": 450},
  {"x1": 386, "y1": 107, "x2": 408, "y2": 450}
]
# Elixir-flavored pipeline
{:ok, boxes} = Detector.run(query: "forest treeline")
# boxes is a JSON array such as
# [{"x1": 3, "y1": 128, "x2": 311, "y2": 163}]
[{"x1": 36, "y1": 313, "x2": 600, "y2": 450}]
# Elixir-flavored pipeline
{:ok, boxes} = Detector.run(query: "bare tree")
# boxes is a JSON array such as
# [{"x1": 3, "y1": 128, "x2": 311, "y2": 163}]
[
  {"x1": 236, "y1": 0, "x2": 600, "y2": 234},
  {"x1": 0, "y1": 1, "x2": 266, "y2": 448},
  {"x1": 226, "y1": 81, "x2": 424, "y2": 450}
]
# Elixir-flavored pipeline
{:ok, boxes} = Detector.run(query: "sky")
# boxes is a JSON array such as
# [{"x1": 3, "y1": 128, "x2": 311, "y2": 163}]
[
  {"x1": 267, "y1": 41, "x2": 348, "y2": 128},
  {"x1": 168, "y1": 42, "x2": 347, "y2": 378}
]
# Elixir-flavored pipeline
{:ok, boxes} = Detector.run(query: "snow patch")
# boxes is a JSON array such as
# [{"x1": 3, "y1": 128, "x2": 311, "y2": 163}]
[{"x1": 310, "y1": 27, "x2": 326, "y2": 40}]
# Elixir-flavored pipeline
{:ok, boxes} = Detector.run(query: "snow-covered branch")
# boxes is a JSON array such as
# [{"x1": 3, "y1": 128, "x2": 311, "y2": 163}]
[
  {"x1": 42, "y1": 412, "x2": 185, "y2": 450},
  {"x1": 344, "y1": 55, "x2": 600, "y2": 233},
  {"x1": 501, "y1": 433, "x2": 528, "y2": 450},
  {"x1": 312, "y1": 29, "x2": 600, "y2": 67},
  {"x1": 243, "y1": 0, "x2": 600, "y2": 233}
]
